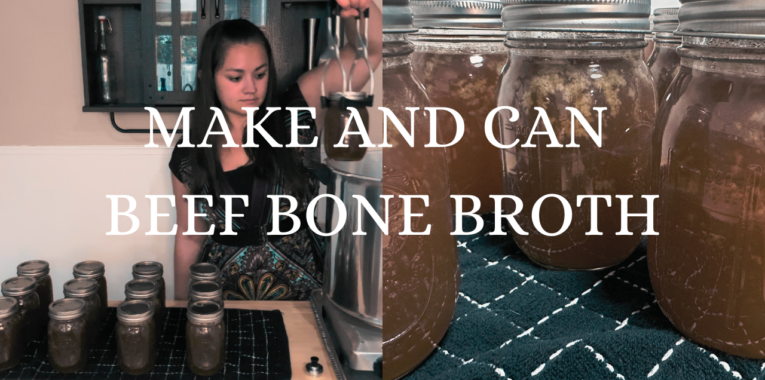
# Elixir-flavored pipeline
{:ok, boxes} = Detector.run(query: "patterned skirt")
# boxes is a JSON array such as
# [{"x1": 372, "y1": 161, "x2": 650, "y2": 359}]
[{"x1": 199, "y1": 235, "x2": 322, "y2": 301}]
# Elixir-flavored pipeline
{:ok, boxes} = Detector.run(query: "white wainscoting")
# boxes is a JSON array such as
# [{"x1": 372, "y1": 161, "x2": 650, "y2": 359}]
[
  {"x1": 0, "y1": 146, "x2": 176, "y2": 301},
  {"x1": 0, "y1": 145, "x2": 334, "y2": 302}
]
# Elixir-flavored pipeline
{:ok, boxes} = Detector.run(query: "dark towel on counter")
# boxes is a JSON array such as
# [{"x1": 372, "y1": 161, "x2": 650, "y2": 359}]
[
  {"x1": 1, "y1": 308, "x2": 291, "y2": 380},
  {"x1": 406, "y1": 215, "x2": 765, "y2": 380}
]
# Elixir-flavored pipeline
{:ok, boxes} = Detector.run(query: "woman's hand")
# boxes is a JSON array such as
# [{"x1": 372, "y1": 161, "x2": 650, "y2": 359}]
[
  {"x1": 337, "y1": 0, "x2": 372, "y2": 18},
  {"x1": 298, "y1": 1, "x2": 382, "y2": 120}
]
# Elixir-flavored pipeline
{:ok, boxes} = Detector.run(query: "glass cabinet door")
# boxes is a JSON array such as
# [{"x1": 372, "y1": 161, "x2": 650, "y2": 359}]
[{"x1": 143, "y1": 0, "x2": 208, "y2": 105}]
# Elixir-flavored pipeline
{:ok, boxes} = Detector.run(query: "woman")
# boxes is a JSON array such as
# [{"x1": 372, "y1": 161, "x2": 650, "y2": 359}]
[{"x1": 170, "y1": 0, "x2": 381, "y2": 300}]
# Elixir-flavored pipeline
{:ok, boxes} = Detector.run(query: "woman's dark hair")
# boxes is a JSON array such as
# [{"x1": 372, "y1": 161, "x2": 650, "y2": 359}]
[{"x1": 187, "y1": 19, "x2": 306, "y2": 198}]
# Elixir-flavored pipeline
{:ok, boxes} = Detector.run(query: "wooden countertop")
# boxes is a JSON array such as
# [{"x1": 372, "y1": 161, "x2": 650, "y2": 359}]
[{"x1": 109, "y1": 299, "x2": 337, "y2": 380}]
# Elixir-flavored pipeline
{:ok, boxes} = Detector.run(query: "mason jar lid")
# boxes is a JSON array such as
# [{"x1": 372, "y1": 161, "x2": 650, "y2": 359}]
[
  {"x1": 653, "y1": 8, "x2": 679, "y2": 33},
  {"x1": 187, "y1": 300, "x2": 224, "y2": 324},
  {"x1": 125, "y1": 279, "x2": 159, "y2": 299},
  {"x1": 0, "y1": 297, "x2": 19, "y2": 319},
  {"x1": 412, "y1": 0, "x2": 502, "y2": 29},
  {"x1": 189, "y1": 281, "x2": 223, "y2": 300},
  {"x1": 1, "y1": 277, "x2": 38, "y2": 297},
  {"x1": 502, "y1": 0, "x2": 651, "y2": 33},
  {"x1": 17, "y1": 260, "x2": 50, "y2": 278},
  {"x1": 190, "y1": 263, "x2": 220, "y2": 281},
  {"x1": 343, "y1": 91, "x2": 369, "y2": 101},
  {"x1": 133, "y1": 261, "x2": 164, "y2": 280},
  {"x1": 63, "y1": 278, "x2": 98, "y2": 298},
  {"x1": 117, "y1": 299, "x2": 155, "y2": 323},
  {"x1": 676, "y1": 0, "x2": 765, "y2": 39},
  {"x1": 73, "y1": 261, "x2": 105, "y2": 279},
  {"x1": 384, "y1": 0, "x2": 418, "y2": 33},
  {"x1": 328, "y1": 92, "x2": 344, "y2": 101},
  {"x1": 49, "y1": 298, "x2": 87, "y2": 321}
]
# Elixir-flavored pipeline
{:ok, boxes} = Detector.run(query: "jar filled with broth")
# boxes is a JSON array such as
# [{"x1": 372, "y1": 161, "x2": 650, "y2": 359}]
[
  {"x1": 324, "y1": 92, "x2": 370, "y2": 161},
  {"x1": 125, "y1": 279, "x2": 164, "y2": 336},
  {"x1": 132, "y1": 261, "x2": 166, "y2": 304},
  {"x1": 48, "y1": 298, "x2": 89, "y2": 373},
  {"x1": 189, "y1": 262, "x2": 220, "y2": 286},
  {"x1": 647, "y1": 8, "x2": 681, "y2": 107},
  {"x1": 116, "y1": 300, "x2": 156, "y2": 375},
  {"x1": 650, "y1": 0, "x2": 765, "y2": 358},
  {"x1": 189, "y1": 280, "x2": 224, "y2": 304},
  {"x1": 410, "y1": 0, "x2": 506, "y2": 214},
  {"x1": 496, "y1": 0, "x2": 655, "y2": 270},
  {"x1": 73, "y1": 261, "x2": 108, "y2": 323},
  {"x1": 2, "y1": 277, "x2": 42, "y2": 346},
  {"x1": 16, "y1": 260, "x2": 53, "y2": 327},
  {"x1": 186, "y1": 300, "x2": 226, "y2": 376},
  {"x1": 63, "y1": 278, "x2": 101, "y2": 348},
  {"x1": 0, "y1": 297, "x2": 22, "y2": 371},
  {"x1": 382, "y1": 2, "x2": 460, "y2": 379}
]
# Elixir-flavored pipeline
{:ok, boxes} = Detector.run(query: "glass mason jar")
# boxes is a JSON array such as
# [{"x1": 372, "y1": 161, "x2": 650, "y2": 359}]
[
  {"x1": 381, "y1": 2, "x2": 460, "y2": 379},
  {"x1": 125, "y1": 279, "x2": 165, "y2": 337},
  {"x1": 48, "y1": 298, "x2": 89, "y2": 373},
  {"x1": 496, "y1": 0, "x2": 655, "y2": 270},
  {"x1": 116, "y1": 300, "x2": 156, "y2": 375},
  {"x1": 63, "y1": 278, "x2": 101, "y2": 348},
  {"x1": 650, "y1": 0, "x2": 765, "y2": 358},
  {"x1": 647, "y1": 8, "x2": 681, "y2": 107},
  {"x1": 324, "y1": 92, "x2": 370, "y2": 161},
  {"x1": 189, "y1": 281, "x2": 224, "y2": 304},
  {"x1": 2, "y1": 277, "x2": 42, "y2": 347},
  {"x1": 16, "y1": 260, "x2": 53, "y2": 327},
  {"x1": 644, "y1": 32, "x2": 655, "y2": 61},
  {"x1": 186, "y1": 300, "x2": 226, "y2": 376},
  {"x1": 0, "y1": 297, "x2": 22, "y2": 371},
  {"x1": 410, "y1": 0, "x2": 507, "y2": 214},
  {"x1": 73, "y1": 261, "x2": 108, "y2": 323},
  {"x1": 132, "y1": 261, "x2": 166, "y2": 306},
  {"x1": 189, "y1": 262, "x2": 221, "y2": 286}
]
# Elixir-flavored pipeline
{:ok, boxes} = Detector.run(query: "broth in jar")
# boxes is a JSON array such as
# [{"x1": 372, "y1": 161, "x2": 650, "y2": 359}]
[
  {"x1": 382, "y1": 3, "x2": 460, "y2": 378},
  {"x1": 0, "y1": 297, "x2": 22, "y2": 371},
  {"x1": 48, "y1": 299, "x2": 89, "y2": 373},
  {"x1": 651, "y1": 14, "x2": 765, "y2": 356},
  {"x1": 497, "y1": 0, "x2": 655, "y2": 270},
  {"x1": 411, "y1": 1, "x2": 507, "y2": 214}
]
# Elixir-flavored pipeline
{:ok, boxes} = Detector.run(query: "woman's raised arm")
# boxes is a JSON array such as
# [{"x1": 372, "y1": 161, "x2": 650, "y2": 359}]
[
  {"x1": 297, "y1": 0, "x2": 382, "y2": 114},
  {"x1": 171, "y1": 173, "x2": 210, "y2": 300}
]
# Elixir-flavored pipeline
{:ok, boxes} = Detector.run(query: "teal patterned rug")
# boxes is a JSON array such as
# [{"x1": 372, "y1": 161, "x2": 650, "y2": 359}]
[{"x1": 406, "y1": 215, "x2": 765, "y2": 380}]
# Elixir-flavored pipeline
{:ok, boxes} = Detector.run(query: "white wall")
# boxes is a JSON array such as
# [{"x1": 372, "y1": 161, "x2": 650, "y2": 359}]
[
  {"x1": 0, "y1": 0, "x2": 382, "y2": 303},
  {"x1": 0, "y1": 146, "x2": 176, "y2": 301},
  {"x1": 0, "y1": 0, "x2": 382, "y2": 146}
]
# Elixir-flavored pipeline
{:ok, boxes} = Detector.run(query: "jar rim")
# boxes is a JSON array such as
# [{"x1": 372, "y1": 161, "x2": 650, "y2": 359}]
[
  {"x1": 412, "y1": 0, "x2": 502, "y2": 30},
  {"x1": 49, "y1": 298, "x2": 87, "y2": 320},
  {"x1": 132, "y1": 261, "x2": 164, "y2": 276},
  {"x1": 383, "y1": 3, "x2": 417, "y2": 33},
  {"x1": 125, "y1": 279, "x2": 160, "y2": 299},
  {"x1": 1, "y1": 277, "x2": 37, "y2": 297},
  {"x1": 187, "y1": 300, "x2": 224, "y2": 323},
  {"x1": 501, "y1": 0, "x2": 650, "y2": 33},
  {"x1": 189, "y1": 281, "x2": 223, "y2": 300},
  {"x1": 0, "y1": 297, "x2": 19, "y2": 319},
  {"x1": 676, "y1": 0, "x2": 765, "y2": 40},
  {"x1": 190, "y1": 263, "x2": 219, "y2": 277},
  {"x1": 117, "y1": 299, "x2": 155, "y2": 323},
  {"x1": 63, "y1": 278, "x2": 99, "y2": 298},
  {"x1": 17, "y1": 260, "x2": 50, "y2": 277},
  {"x1": 73, "y1": 261, "x2": 105, "y2": 278}
]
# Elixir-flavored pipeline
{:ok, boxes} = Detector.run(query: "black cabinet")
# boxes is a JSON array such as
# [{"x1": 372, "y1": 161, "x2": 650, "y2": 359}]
[{"x1": 79, "y1": 0, "x2": 331, "y2": 113}]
